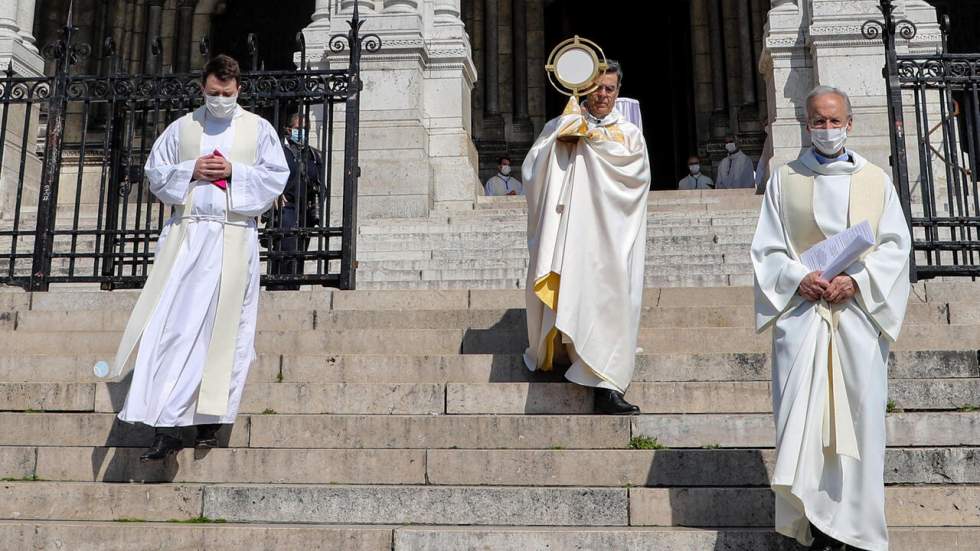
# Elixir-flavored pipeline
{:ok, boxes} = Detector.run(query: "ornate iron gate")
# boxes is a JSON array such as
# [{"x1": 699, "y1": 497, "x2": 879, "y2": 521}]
[
  {"x1": 0, "y1": 6, "x2": 378, "y2": 291},
  {"x1": 865, "y1": 0, "x2": 980, "y2": 281}
]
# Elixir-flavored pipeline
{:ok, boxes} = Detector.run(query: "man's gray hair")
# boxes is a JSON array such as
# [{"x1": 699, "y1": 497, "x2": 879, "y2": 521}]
[
  {"x1": 805, "y1": 85, "x2": 853, "y2": 120},
  {"x1": 604, "y1": 59, "x2": 623, "y2": 88}
]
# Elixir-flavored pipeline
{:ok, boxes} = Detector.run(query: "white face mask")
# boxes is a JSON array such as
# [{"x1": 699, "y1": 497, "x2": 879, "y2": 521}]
[
  {"x1": 688, "y1": 164, "x2": 700, "y2": 175},
  {"x1": 810, "y1": 127, "x2": 848, "y2": 156},
  {"x1": 500, "y1": 165, "x2": 512, "y2": 176},
  {"x1": 205, "y1": 94, "x2": 238, "y2": 119},
  {"x1": 725, "y1": 142, "x2": 737, "y2": 154}
]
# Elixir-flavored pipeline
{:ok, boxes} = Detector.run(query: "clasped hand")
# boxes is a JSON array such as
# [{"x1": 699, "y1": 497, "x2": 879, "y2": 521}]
[
  {"x1": 798, "y1": 271, "x2": 857, "y2": 304},
  {"x1": 192, "y1": 154, "x2": 232, "y2": 182}
]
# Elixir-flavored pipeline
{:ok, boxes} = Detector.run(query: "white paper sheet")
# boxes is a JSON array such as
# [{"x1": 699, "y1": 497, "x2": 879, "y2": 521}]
[{"x1": 800, "y1": 220, "x2": 875, "y2": 279}]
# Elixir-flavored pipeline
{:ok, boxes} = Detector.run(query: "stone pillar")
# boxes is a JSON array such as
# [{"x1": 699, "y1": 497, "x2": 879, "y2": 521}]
[
  {"x1": 481, "y1": 0, "x2": 504, "y2": 140},
  {"x1": 0, "y1": 0, "x2": 43, "y2": 76},
  {"x1": 142, "y1": 0, "x2": 164, "y2": 73},
  {"x1": 510, "y1": 0, "x2": 533, "y2": 142},
  {"x1": 707, "y1": 0, "x2": 728, "y2": 137},
  {"x1": 16, "y1": 0, "x2": 38, "y2": 53},
  {"x1": 760, "y1": 1, "x2": 811, "y2": 170},
  {"x1": 174, "y1": 0, "x2": 197, "y2": 73},
  {"x1": 736, "y1": 0, "x2": 756, "y2": 106},
  {"x1": 303, "y1": 0, "x2": 480, "y2": 219}
]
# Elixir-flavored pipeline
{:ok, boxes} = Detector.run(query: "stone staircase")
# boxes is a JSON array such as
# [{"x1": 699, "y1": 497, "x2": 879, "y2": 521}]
[
  {"x1": 355, "y1": 189, "x2": 762, "y2": 290},
  {"x1": 1, "y1": 278, "x2": 979, "y2": 549}
]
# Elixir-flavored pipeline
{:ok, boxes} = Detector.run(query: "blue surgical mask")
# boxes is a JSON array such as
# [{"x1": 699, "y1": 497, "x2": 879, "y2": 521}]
[{"x1": 289, "y1": 128, "x2": 305, "y2": 143}]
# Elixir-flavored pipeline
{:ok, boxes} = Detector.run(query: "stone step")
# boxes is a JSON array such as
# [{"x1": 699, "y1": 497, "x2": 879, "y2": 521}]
[
  {"x1": 3, "y1": 282, "x2": 967, "y2": 313},
  {"x1": 6, "y1": 302, "x2": 952, "y2": 333},
  {"x1": 633, "y1": 411, "x2": 980, "y2": 448},
  {"x1": 356, "y1": 275, "x2": 749, "y2": 290},
  {"x1": 4, "y1": 446, "x2": 975, "y2": 486},
  {"x1": 358, "y1": 221, "x2": 759, "y2": 237},
  {"x1": 0, "y1": 411, "x2": 964, "y2": 449},
  {"x1": 356, "y1": 265, "x2": 755, "y2": 284},
  {"x1": 0, "y1": 522, "x2": 387, "y2": 550},
  {"x1": 0, "y1": 522, "x2": 971, "y2": 551},
  {"x1": 0, "y1": 413, "x2": 628, "y2": 449},
  {"x1": 390, "y1": 526, "x2": 977, "y2": 551},
  {"x1": 3, "y1": 349, "x2": 975, "y2": 385},
  {"x1": 2, "y1": 323, "x2": 978, "y2": 355},
  {"x1": 358, "y1": 233, "x2": 755, "y2": 252},
  {"x1": 3, "y1": 377, "x2": 971, "y2": 415}
]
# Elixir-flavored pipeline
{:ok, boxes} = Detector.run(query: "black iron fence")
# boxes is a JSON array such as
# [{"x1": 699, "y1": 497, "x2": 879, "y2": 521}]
[
  {"x1": 0, "y1": 6, "x2": 378, "y2": 291},
  {"x1": 866, "y1": 0, "x2": 980, "y2": 280}
]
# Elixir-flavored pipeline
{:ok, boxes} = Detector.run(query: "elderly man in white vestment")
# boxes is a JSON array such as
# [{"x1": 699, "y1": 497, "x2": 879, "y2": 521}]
[
  {"x1": 751, "y1": 85, "x2": 911, "y2": 551},
  {"x1": 523, "y1": 60, "x2": 652, "y2": 414},
  {"x1": 108, "y1": 55, "x2": 289, "y2": 462}
]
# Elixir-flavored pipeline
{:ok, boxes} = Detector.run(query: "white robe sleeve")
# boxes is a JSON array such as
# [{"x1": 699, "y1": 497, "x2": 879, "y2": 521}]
[
  {"x1": 228, "y1": 118, "x2": 290, "y2": 217},
  {"x1": 844, "y1": 179, "x2": 912, "y2": 341},
  {"x1": 145, "y1": 120, "x2": 197, "y2": 206},
  {"x1": 751, "y1": 170, "x2": 812, "y2": 332}
]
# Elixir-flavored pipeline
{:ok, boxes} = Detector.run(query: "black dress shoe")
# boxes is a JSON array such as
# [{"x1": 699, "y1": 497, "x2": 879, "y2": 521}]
[
  {"x1": 594, "y1": 389, "x2": 641, "y2": 415},
  {"x1": 195, "y1": 424, "x2": 222, "y2": 449},
  {"x1": 140, "y1": 433, "x2": 182, "y2": 462},
  {"x1": 810, "y1": 525, "x2": 847, "y2": 550}
]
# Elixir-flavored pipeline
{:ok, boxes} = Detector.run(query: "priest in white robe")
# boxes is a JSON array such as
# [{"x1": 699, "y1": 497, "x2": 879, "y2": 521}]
[
  {"x1": 523, "y1": 60, "x2": 652, "y2": 414},
  {"x1": 107, "y1": 55, "x2": 289, "y2": 461},
  {"x1": 716, "y1": 134, "x2": 755, "y2": 189},
  {"x1": 751, "y1": 85, "x2": 911, "y2": 551}
]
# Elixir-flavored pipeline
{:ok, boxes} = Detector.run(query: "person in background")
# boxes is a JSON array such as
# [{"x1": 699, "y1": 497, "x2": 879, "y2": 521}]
[
  {"x1": 678, "y1": 154, "x2": 713, "y2": 190},
  {"x1": 716, "y1": 134, "x2": 755, "y2": 189},
  {"x1": 485, "y1": 156, "x2": 524, "y2": 196}
]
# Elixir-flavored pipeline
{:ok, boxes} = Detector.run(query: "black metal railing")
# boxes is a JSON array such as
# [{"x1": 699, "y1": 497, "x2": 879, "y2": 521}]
[
  {"x1": 0, "y1": 4, "x2": 379, "y2": 291},
  {"x1": 865, "y1": 0, "x2": 980, "y2": 280}
]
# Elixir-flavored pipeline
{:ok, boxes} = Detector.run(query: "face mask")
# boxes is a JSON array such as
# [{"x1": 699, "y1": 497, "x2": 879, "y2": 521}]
[
  {"x1": 289, "y1": 128, "x2": 305, "y2": 143},
  {"x1": 725, "y1": 142, "x2": 737, "y2": 154},
  {"x1": 688, "y1": 164, "x2": 700, "y2": 175},
  {"x1": 500, "y1": 165, "x2": 512, "y2": 176},
  {"x1": 205, "y1": 94, "x2": 238, "y2": 119},
  {"x1": 810, "y1": 127, "x2": 848, "y2": 156}
]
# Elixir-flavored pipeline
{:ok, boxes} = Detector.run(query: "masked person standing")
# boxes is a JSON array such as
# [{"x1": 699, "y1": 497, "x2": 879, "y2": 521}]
[
  {"x1": 105, "y1": 55, "x2": 289, "y2": 461},
  {"x1": 484, "y1": 156, "x2": 524, "y2": 196},
  {"x1": 678, "y1": 155, "x2": 714, "y2": 190},
  {"x1": 716, "y1": 134, "x2": 755, "y2": 189},
  {"x1": 267, "y1": 113, "x2": 324, "y2": 290}
]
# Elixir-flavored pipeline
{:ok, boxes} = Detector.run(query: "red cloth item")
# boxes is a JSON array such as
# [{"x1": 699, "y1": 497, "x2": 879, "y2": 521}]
[{"x1": 211, "y1": 149, "x2": 228, "y2": 189}]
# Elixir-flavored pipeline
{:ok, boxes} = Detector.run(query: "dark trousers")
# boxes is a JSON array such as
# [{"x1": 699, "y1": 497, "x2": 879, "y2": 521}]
[{"x1": 268, "y1": 205, "x2": 307, "y2": 290}]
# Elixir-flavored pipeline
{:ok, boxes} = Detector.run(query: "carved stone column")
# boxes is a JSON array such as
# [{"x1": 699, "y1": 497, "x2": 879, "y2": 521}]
[
  {"x1": 707, "y1": 0, "x2": 728, "y2": 137},
  {"x1": 174, "y1": 0, "x2": 196, "y2": 73},
  {"x1": 16, "y1": 0, "x2": 38, "y2": 53},
  {"x1": 510, "y1": 0, "x2": 532, "y2": 142},
  {"x1": 0, "y1": 0, "x2": 42, "y2": 76},
  {"x1": 481, "y1": 0, "x2": 504, "y2": 140},
  {"x1": 142, "y1": 0, "x2": 164, "y2": 73}
]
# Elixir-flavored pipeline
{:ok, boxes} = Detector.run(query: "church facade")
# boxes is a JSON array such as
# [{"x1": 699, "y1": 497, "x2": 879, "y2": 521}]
[{"x1": 0, "y1": 0, "x2": 952, "y2": 219}]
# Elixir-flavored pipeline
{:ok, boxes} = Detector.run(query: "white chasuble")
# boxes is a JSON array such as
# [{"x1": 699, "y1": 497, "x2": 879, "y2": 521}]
[
  {"x1": 751, "y1": 148, "x2": 911, "y2": 551},
  {"x1": 114, "y1": 106, "x2": 288, "y2": 427},
  {"x1": 522, "y1": 98, "x2": 651, "y2": 392}
]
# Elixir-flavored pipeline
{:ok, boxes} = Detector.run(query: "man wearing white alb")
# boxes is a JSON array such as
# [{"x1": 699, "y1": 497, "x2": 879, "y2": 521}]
[
  {"x1": 716, "y1": 134, "x2": 755, "y2": 189},
  {"x1": 751, "y1": 85, "x2": 911, "y2": 551},
  {"x1": 107, "y1": 55, "x2": 289, "y2": 461}
]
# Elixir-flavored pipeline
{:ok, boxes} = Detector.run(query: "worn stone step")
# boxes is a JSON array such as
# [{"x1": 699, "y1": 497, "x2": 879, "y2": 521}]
[
  {"x1": 25, "y1": 447, "x2": 426, "y2": 485},
  {"x1": 356, "y1": 264, "x2": 755, "y2": 284},
  {"x1": 0, "y1": 521, "x2": 393, "y2": 551},
  {"x1": 3, "y1": 322, "x2": 976, "y2": 355},
  {"x1": 5, "y1": 446, "x2": 974, "y2": 486},
  {"x1": 0, "y1": 349, "x2": 974, "y2": 391},
  {"x1": 424, "y1": 447, "x2": 980, "y2": 487},
  {"x1": 443, "y1": 378, "x2": 980, "y2": 415},
  {"x1": 392, "y1": 526, "x2": 978, "y2": 551},
  {"x1": 358, "y1": 222, "x2": 757, "y2": 238},
  {"x1": 632, "y1": 412, "x2": 980, "y2": 448},
  {"x1": 93, "y1": 382, "x2": 446, "y2": 415},
  {"x1": 0, "y1": 481, "x2": 203, "y2": 522},
  {"x1": 628, "y1": 486, "x2": 980, "y2": 527},
  {"x1": 0, "y1": 412, "x2": 629, "y2": 449}
]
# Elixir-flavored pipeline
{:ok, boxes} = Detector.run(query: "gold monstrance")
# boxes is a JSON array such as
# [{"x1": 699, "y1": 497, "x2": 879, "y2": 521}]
[{"x1": 545, "y1": 36, "x2": 608, "y2": 140}]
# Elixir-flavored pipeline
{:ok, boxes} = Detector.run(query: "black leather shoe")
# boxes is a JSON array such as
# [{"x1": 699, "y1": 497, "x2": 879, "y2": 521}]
[
  {"x1": 810, "y1": 525, "x2": 847, "y2": 550},
  {"x1": 140, "y1": 433, "x2": 182, "y2": 462},
  {"x1": 594, "y1": 389, "x2": 641, "y2": 415},
  {"x1": 195, "y1": 424, "x2": 222, "y2": 449}
]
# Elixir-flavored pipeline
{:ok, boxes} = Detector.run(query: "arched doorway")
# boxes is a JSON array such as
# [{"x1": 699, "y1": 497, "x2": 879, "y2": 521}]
[
  {"x1": 544, "y1": 0, "x2": 696, "y2": 189},
  {"x1": 210, "y1": 0, "x2": 315, "y2": 70}
]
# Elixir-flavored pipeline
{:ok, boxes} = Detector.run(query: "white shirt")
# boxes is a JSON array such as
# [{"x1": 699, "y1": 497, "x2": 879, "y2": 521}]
[{"x1": 485, "y1": 173, "x2": 524, "y2": 196}]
